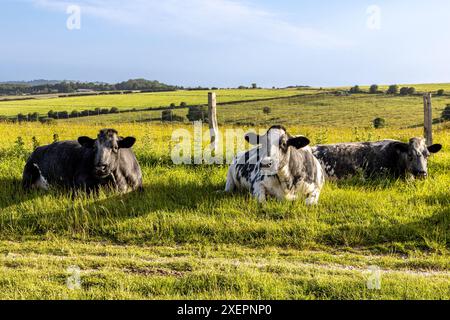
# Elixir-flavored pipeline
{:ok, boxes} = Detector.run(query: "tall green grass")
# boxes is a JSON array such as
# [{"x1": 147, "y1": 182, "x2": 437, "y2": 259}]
[{"x1": 0, "y1": 116, "x2": 448, "y2": 299}]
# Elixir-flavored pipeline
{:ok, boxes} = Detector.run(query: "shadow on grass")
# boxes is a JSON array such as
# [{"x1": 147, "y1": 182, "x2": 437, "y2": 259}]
[
  {"x1": 406, "y1": 118, "x2": 445, "y2": 129},
  {"x1": 0, "y1": 177, "x2": 43, "y2": 210},
  {"x1": 331, "y1": 175, "x2": 400, "y2": 190},
  {"x1": 0, "y1": 176, "x2": 228, "y2": 240},
  {"x1": 320, "y1": 207, "x2": 449, "y2": 251}
]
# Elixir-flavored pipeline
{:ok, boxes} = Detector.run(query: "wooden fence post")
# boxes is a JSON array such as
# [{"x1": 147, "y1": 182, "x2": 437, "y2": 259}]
[
  {"x1": 423, "y1": 93, "x2": 433, "y2": 146},
  {"x1": 208, "y1": 92, "x2": 219, "y2": 152}
]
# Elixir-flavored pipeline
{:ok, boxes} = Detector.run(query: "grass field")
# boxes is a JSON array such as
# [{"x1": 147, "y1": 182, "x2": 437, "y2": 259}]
[
  {"x1": 59, "y1": 93, "x2": 450, "y2": 130},
  {"x1": 0, "y1": 88, "x2": 317, "y2": 116},
  {"x1": 0, "y1": 117, "x2": 448, "y2": 299}
]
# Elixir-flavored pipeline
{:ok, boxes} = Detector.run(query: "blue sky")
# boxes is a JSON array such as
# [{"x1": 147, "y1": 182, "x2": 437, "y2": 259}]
[{"x1": 1, "y1": 0, "x2": 450, "y2": 87}]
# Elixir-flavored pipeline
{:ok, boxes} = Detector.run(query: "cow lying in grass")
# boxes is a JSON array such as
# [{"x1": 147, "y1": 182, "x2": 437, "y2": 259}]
[
  {"x1": 225, "y1": 125, "x2": 325, "y2": 205},
  {"x1": 23, "y1": 128, "x2": 143, "y2": 193},
  {"x1": 312, "y1": 137, "x2": 442, "y2": 180}
]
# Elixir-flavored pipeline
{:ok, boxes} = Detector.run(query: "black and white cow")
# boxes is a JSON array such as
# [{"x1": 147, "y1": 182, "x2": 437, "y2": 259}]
[
  {"x1": 312, "y1": 137, "x2": 442, "y2": 180},
  {"x1": 23, "y1": 129, "x2": 143, "y2": 193},
  {"x1": 225, "y1": 125, "x2": 325, "y2": 205}
]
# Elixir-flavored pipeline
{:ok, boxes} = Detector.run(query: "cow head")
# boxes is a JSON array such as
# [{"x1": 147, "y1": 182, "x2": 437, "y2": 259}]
[
  {"x1": 393, "y1": 137, "x2": 442, "y2": 179},
  {"x1": 245, "y1": 125, "x2": 310, "y2": 175},
  {"x1": 78, "y1": 129, "x2": 136, "y2": 178}
]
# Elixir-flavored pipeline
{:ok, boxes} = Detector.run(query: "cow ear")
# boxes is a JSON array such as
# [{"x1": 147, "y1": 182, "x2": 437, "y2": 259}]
[
  {"x1": 393, "y1": 142, "x2": 409, "y2": 153},
  {"x1": 428, "y1": 144, "x2": 442, "y2": 154},
  {"x1": 78, "y1": 136, "x2": 95, "y2": 148},
  {"x1": 245, "y1": 133, "x2": 261, "y2": 145},
  {"x1": 118, "y1": 137, "x2": 136, "y2": 149},
  {"x1": 287, "y1": 136, "x2": 310, "y2": 149}
]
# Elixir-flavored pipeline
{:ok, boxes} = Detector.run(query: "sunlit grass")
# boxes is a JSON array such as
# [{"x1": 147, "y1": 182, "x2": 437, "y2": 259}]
[{"x1": 0, "y1": 111, "x2": 448, "y2": 299}]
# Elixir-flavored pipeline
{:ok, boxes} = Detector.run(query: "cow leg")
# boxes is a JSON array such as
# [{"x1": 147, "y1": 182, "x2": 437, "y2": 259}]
[
  {"x1": 73, "y1": 174, "x2": 99, "y2": 196},
  {"x1": 305, "y1": 189, "x2": 321, "y2": 206},
  {"x1": 22, "y1": 163, "x2": 48, "y2": 191},
  {"x1": 254, "y1": 183, "x2": 267, "y2": 203},
  {"x1": 224, "y1": 167, "x2": 236, "y2": 192}
]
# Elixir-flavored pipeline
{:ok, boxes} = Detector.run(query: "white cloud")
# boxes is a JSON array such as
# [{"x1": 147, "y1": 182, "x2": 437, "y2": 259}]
[{"x1": 29, "y1": 0, "x2": 350, "y2": 48}]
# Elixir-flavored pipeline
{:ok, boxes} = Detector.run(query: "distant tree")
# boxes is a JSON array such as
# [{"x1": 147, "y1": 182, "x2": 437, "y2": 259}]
[
  {"x1": 437, "y1": 89, "x2": 445, "y2": 96},
  {"x1": 238, "y1": 86, "x2": 247, "y2": 90},
  {"x1": 407, "y1": 87, "x2": 416, "y2": 95},
  {"x1": 369, "y1": 84, "x2": 379, "y2": 94},
  {"x1": 101, "y1": 108, "x2": 109, "y2": 114},
  {"x1": 110, "y1": 107, "x2": 119, "y2": 114},
  {"x1": 162, "y1": 110, "x2": 184, "y2": 122},
  {"x1": 17, "y1": 113, "x2": 27, "y2": 122},
  {"x1": 115, "y1": 78, "x2": 178, "y2": 92},
  {"x1": 263, "y1": 106, "x2": 271, "y2": 115},
  {"x1": 400, "y1": 87, "x2": 416, "y2": 95},
  {"x1": 58, "y1": 111, "x2": 69, "y2": 119},
  {"x1": 252, "y1": 83, "x2": 257, "y2": 89},
  {"x1": 70, "y1": 110, "x2": 79, "y2": 118},
  {"x1": 349, "y1": 85, "x2": 362, "y2": 94},
  {"x1": 186, "y1": 106, "x2": 208, "y2": 122},
  {"x1": 170, "y1": 103, "x2": 176, "y2": 108},
  {"x1": 48, "y1": 110, "x2": 57, "y2": 119},
  {"x1": 442, "y1": 104, "x2": 450, "y2": 121},
  {"x1": 373, "y1": 117, "x2": 386, "y2": 129},
  {"x1": 162, "y1": 110, "x2": 173, "y2": 121},
  {"x1": 399, "y1": 87, "x2": 409, "y2": 95},
  {"x1": 386, "y1": 85, "x2": 399, "y2": 95},
  {"x1": 180, "y1": 102, "x2": 187, "y2": 107},
  {"x1": 28, "y1": 112, "x2": 39, "y2": 121}
]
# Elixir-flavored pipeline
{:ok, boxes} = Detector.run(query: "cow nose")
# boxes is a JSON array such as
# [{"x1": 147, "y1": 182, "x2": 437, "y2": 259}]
[
  {"x1": 96, "y1": 165, "x2": 107, "y2": 172},
  {"x1": 414, "y1": 171, "x2": 428, "y2": 178}
]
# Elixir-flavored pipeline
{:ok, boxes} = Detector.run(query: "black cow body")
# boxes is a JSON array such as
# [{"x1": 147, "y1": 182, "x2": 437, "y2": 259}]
[
  {"x1": 312, "y1": 138, "x2": 442, "y2": 180},
  {"x1": 23, "y1": 129, "x2": 143, "y2": 193}
]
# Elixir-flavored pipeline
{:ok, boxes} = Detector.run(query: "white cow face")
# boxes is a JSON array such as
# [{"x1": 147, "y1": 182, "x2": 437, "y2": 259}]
[{"x1": 245, "y1": 125, "x2": 310, "y2": 176}]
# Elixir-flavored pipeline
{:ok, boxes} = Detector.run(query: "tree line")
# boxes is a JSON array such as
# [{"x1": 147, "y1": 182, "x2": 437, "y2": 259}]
[
  {"x1": 0, "y1": 79, "x2": 180, "y2": 96},
  {"x1": 349, "y1": 84, "x2": 446, "y2": 96}
]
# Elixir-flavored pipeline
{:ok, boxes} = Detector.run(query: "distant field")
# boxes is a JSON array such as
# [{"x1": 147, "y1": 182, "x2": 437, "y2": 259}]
[
  {"x1": 0, "y1": 89, "x2": 317, "y2": 116},
  {"x1": 217, "y1": 93, "x2": 450, "y2": 128},
  {"x1": 60, "y1": 93, "x2": 450, "y2": 129}
]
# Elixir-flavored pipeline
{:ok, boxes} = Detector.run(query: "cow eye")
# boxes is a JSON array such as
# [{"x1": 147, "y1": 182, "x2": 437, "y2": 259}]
[{"x1": 112, "y1": 146, "x2": 118, "y2": 153}]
